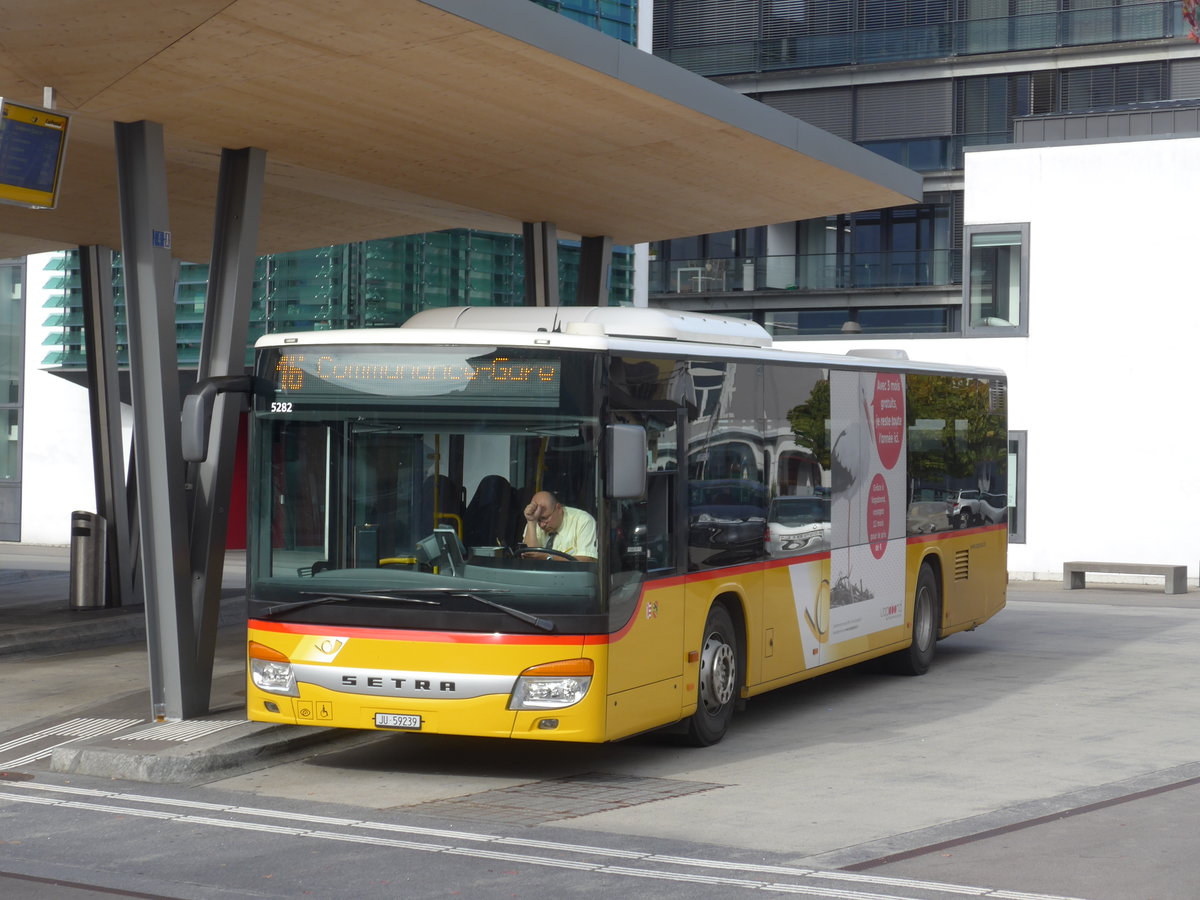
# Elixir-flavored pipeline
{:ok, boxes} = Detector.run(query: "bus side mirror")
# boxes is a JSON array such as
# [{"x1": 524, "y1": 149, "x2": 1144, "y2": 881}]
[
  {"x1": 606, "y1": 424, "x2": 646, "y2": 499},
  {"x1": 181, "y1": 375, "x2": 259, "y2": 462}
]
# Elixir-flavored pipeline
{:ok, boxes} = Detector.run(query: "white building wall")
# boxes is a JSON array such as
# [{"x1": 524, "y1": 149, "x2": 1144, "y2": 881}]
[
  {"x1": 807, "y1": 135, "x2": 1200, "y2": 581},
  {"x1": 20, "y1": 252, "x2": 132, "y2": 546}
]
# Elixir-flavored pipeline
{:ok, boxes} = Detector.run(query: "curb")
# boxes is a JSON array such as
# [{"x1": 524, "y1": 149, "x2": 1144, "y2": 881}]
[{"x1": 49, "y1": 720, "x2": 379, "y2": 784}]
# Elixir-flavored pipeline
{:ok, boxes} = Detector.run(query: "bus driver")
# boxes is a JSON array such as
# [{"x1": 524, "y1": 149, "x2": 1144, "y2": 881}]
[{"x1": 520, "y1": 490, "x2": 597, "y2": 562}]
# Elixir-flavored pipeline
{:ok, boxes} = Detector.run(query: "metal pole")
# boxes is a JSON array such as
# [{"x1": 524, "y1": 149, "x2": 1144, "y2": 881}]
[
  {"x1": 189, "y1": 146, "x2": 265, "y2": 689},
  {"x1": 577, "y1": 235, "x2": 613, "y2": 306},
  {"x1": 113, "y1": 120, "x2": 201, "y2": 721},
  {"x1": 522, "y1": 221, "x2": 560, "y2": 307},
  {"x1": 78, "y1": 245, "x2": 135, "y2": 609}
]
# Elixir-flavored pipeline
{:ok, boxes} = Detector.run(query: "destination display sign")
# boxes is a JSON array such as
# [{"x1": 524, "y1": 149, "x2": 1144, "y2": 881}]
[
  {"x1": 0, "y1": 99, "x2": 70, "y2": 209},
  {"x1": 263, "y1": 346, "x2": 563, "y2": 408}
]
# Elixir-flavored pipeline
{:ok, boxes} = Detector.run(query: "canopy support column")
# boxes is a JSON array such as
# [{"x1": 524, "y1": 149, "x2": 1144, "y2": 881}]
[
  {"x1": 522, "y1": 221, "x2": 559, "y2": 307},
  {"x1": 78, "y1": 245, "x2": 135, "y2": 609},
  {"x1": 188, "y1": 147, "x2": 266, "y2": 687},
  {"x1": 114, "y1": 120, "x2": 200, "y2": 721}
]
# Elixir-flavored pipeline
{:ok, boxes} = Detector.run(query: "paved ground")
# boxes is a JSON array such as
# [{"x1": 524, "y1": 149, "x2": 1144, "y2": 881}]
[
  {"x1": 0, "y1": 543, "x2": 368, "y2": 782},
  {"x1": 3, "y1": 543, "x2": 1200, "y2": 899},
  {"x1": 2, "y1": 542, "x2": 1196, "y2": 786},
  {"x1": 0, "y1": 543, "x2": 244, "y2": 661}
]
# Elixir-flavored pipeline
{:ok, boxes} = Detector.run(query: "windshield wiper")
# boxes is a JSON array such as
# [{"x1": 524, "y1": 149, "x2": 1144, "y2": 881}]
[
  {"x1": 456, "y1": 592, "x2": 555, "y2": 632},
  {"x1": 260, "y1": 588, "x2": 554, "y2": 632},
  {"x1": 371, "y1": 587, "x2": 556, "y2": 632},
  {"x1": 308, "y1": 590, "x2": 443, "y2": 604},
  {"x1": 259, "y1": 590, "x2": 441, "y2": 618},
  {"x1": 259, "y1": 595, "x2": 348, "y2": 617}
]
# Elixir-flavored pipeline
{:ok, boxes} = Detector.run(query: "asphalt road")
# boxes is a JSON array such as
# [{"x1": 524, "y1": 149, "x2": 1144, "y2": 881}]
[{"x1": 2, "y1": 581, "x2": 1198, "y2": 899}]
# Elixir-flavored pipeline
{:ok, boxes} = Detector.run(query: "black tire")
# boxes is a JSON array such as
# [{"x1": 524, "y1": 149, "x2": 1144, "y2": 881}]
[
  {"x1": 887, "y1": 563, "x2": 940, "y2": 676},
  {"x1": 685, "y1": 603, "x2": 741, "y2": 746}
]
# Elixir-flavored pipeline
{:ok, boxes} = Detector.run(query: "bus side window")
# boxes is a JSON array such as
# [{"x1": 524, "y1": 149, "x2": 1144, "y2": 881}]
[
  {"x1": 612, "y1": 467, "x2": 676, "y2": 573},
  {"x1": 606, "y1": 356, "x2": 684, "y2": 577},
  {"x1": 643, "y1": 472, "x2": 674, "y2": 571}
]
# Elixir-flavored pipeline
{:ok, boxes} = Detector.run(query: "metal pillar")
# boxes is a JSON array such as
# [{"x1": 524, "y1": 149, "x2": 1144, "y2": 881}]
[
  {"x1": 188, "y1": 147, "x2": 265, "y2": 689},
  {"x1": 114, "y1": 120, "x2": 201, "y2": 721},
  {"x1": 577, "y1": 235, "x2": 613, "y2": 306},
  {"x1": 77, "y1": 245, "x2": 135, "y2": 609},
  {"x1": 522, "y1": 221, "x2": 560, "y2": 307}
]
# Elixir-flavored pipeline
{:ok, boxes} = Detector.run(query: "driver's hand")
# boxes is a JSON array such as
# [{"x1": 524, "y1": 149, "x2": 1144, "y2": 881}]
[{"x1": 524, "y1": 500, "x2": 550, "y2": 524}]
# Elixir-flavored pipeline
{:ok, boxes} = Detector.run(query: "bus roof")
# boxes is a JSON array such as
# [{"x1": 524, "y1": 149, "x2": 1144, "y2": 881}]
[
  {"x1": 255, "y1": 306, "x2": 1005, "y2": 379},
  {"x1": 402, "y1": 305, "x2": 774, "y2": 347}
]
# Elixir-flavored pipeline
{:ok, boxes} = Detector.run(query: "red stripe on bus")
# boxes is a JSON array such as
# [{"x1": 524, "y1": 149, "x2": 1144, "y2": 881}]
[
  {"x1": 249, "y1": 619, "x2": 586, "y2": 646},
  {"x1": 906, "y1": 522, "x2": 1006, "y2": 545}
]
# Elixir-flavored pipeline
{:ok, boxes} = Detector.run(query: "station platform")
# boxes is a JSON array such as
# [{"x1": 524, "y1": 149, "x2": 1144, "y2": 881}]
[
  {"x1": 0, "y1": 543, "x2": 365, "y2": 784},
  {"x1": 0, "y1": 544, "x2": 246, "y2": 658}
]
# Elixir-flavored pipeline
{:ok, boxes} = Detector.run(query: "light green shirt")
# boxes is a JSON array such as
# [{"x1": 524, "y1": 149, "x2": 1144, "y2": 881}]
[{"x1": 531, "y1": 506, "x2": 597, "y2": 559}]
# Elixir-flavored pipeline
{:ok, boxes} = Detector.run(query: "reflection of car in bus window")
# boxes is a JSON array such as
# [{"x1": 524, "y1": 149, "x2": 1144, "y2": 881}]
[
  {"x1": 947, "y1": 489, "x2": 1007, "y2": 529},
  {"x1": 766, "y1": 496, "x2": 830, "y2": 557},
  {"x1": 688, "y1": 479, "x2": 766, "y2": 563}
]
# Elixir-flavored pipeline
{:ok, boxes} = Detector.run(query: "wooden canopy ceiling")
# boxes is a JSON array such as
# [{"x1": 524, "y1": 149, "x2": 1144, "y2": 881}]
[{"x1": 0, "y1": 0, "x2": 921, "y2": 263}]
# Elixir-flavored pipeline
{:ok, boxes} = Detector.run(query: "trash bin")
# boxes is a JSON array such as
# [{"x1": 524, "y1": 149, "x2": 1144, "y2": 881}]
[{"x1": 69, "y1": 511, "x2": 108, "y2": 610}]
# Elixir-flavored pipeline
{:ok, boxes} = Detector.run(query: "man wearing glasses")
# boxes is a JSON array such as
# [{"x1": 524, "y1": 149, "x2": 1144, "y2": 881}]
[{"x1": 520, "y1": 490, "x2": 597, "y2": 562}]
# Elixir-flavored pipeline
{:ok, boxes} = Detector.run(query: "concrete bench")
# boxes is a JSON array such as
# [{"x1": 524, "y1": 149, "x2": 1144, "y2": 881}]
[{"x1": 1063, "y1": 561, "x2": 1187, "y2": 594}]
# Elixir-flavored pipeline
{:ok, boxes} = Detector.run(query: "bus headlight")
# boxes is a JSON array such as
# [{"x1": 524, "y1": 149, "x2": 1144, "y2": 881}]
[
  {"x1": 249, "y1": 641, "x2": 300, "y2": 697},
  {"x1": 508, "y1": 659, "x2": 594, "y2": 710}
]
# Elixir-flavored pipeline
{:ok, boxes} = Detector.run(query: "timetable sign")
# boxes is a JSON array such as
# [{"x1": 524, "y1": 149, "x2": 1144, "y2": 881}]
[{"x1": 0, "y1": 99, "x2": 70, "y2": 209}]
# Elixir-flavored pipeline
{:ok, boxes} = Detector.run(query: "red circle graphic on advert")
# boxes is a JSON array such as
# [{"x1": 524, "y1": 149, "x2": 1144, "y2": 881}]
[
  {"x1": 873, "y1": 373, "x2": 904, "y2": 470},
  {"x1": 868, "y1": 473, "x2": 889, "y2": 559}
]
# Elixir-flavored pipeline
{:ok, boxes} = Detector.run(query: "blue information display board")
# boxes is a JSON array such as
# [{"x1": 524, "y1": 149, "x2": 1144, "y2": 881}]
[{"x1": 0, "y1": 99, "x2": 70, "y2": 209}]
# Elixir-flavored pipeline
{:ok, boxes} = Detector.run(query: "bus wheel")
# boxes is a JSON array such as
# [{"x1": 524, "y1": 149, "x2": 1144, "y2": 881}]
[
  {"x1": 686, "y1": 603, "x2": 740, "y2": 746},
  {"x1": 888, "y1": 563, "x2": 939, "y2": 676}
]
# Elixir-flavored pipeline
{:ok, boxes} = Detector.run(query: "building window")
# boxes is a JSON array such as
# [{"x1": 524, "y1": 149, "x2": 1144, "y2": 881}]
[
  {"x1": 1007, "y1": 430, "x2": 1026, "y2": 544},
  {"x1": 0, "y1": 260, "x2": 23, "y2": 542},
  {"x1": 963, "y1": 223, "x2": 1028, "y2": 336},
  {"x1": 765, "y1": 306, "x2": 953, "y2": 337}
]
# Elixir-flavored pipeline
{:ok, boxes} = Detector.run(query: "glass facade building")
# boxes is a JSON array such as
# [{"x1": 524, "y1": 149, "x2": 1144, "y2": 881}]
[
  {"x1": 42, "y1": 235, "x2": 635, "y2": 368},
  {"x1": 649, "y1": 0, "x2": 1200, "y2": 336},
  {"x1": 0, "y1": 259, "x2": 22, "y2": 541}
]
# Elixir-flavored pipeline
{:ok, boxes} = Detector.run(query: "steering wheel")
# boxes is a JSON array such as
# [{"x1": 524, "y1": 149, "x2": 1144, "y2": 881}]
[{"x1": 519, "y1": 547, "x2": 576, "y2": 562}]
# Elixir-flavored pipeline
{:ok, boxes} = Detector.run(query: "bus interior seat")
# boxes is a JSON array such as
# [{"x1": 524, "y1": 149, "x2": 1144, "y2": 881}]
[{"x1": 465, "y1": 474, "x2": 518, "y2": 548}]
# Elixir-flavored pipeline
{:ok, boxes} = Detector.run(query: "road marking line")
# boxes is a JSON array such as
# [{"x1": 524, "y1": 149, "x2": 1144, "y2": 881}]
[
  {"x1": 824, "y1": 871, "x2": 989, "y2": 894},
  {"x1": 0, "y1": 782, "x2": 1093, "y2": 900}
]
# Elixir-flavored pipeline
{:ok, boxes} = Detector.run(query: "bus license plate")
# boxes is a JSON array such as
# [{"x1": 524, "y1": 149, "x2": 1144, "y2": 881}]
[{"x1": 374, "y1": 713, "x2": 422, "y2": 730}]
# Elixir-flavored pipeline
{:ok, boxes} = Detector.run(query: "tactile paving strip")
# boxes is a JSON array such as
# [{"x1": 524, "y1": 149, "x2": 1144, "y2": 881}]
[
  {"x1": 402, "y1": 772, "x2": 722, "y2": 826},
  {"x1": 0, "y1": 717, "x2": 142, "y2": 768},
  {"x1": 114, "y1": 719, "x2": 246, "y2": 742}
]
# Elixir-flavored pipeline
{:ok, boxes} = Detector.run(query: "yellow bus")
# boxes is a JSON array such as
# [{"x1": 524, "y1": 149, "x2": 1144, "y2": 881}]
[{"x1": 241, "y1": 307, "x2": 1007, "y2": 745}]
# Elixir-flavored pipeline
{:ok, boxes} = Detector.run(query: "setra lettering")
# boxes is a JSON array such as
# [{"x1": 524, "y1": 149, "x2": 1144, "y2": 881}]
[{"x1": 338, "y1": 672, "x2": 458, "y2": 694}]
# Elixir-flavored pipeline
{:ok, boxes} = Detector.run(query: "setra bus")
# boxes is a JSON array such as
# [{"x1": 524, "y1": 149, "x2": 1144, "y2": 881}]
[{"x1": 231, "y1": 306, "x2": 1007, "y2": 745}]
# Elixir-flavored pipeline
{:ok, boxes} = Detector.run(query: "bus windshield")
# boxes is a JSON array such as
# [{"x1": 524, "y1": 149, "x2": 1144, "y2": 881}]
[{"x1": 248, "y1": 345, "x2": 601, "y2": 633}]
